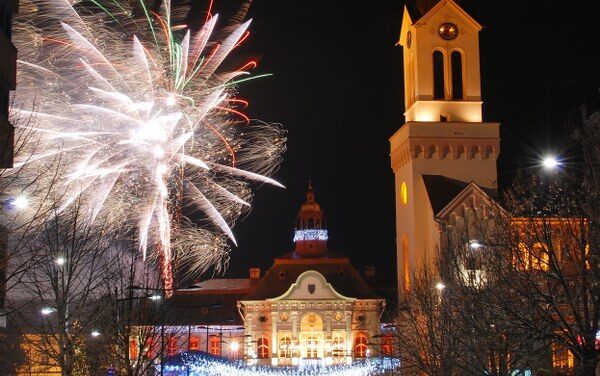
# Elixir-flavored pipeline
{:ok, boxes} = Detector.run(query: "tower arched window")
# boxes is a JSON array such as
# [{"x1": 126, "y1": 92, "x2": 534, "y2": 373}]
[
  {"x1": 433, "y1": 50, "x2": 445, "y2": 99},
  {"x1": 451, "y1": 51, "x2": 464, "y2": 100},
  {"x1": 307, "y1": 218, "x2": 314, "y2": 228}
]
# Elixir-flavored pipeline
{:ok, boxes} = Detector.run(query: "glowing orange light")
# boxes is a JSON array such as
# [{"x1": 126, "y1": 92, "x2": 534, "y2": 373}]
[
  {"x1": 235, "y1": 31, "x2": 251, "y2": 48},
  {"x1": 201, "y1": 43, "x2": 221, "y2": 70},
  {"x1": 227, "y1": 98, "x2": 249, "y2": 108},
  {"x1": 205, "y1": 0, "x2": 214, "y2": 23},
  {"x1": 237, "y1": 60, "x2": 257, "y2": 72}
]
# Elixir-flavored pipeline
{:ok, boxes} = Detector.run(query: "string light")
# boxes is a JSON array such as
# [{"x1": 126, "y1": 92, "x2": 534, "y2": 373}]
[{"x1": 293, "y1": 229, "x2": 329, "y2": 242}]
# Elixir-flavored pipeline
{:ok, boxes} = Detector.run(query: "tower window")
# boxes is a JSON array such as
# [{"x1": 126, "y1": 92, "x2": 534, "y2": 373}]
[
  {"x1": 451, "y1": 51, "x2": 464, "y2": 100},
  {"x1": 433, "y1": 51, "x2": 445, "y2": 100},
  {"x1": 308, "y1": 218, "x2": 314, "y2": 228},
  {"x1": 400, "y1": 182, "x2": 408, "y2": 206},
  {"x1": 402, "y1": 235, "x2": 410, "y2": 293}
]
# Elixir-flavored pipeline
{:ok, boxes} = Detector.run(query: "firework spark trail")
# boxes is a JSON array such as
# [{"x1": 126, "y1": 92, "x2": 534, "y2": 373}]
[{"x1": 7, "y1": 0, "x2": 286, "y2": 287}]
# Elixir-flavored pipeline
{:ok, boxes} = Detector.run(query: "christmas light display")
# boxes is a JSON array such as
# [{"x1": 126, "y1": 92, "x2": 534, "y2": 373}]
[
  {"x1": 293, "y1": 229, "x2": 329, "y2": 242},
  {"x1": 7, "y1": 0, "x2": 285, "y2": 287},
  {"x1": 160, "y1": 353, "x2": 399, "y2": 376}
]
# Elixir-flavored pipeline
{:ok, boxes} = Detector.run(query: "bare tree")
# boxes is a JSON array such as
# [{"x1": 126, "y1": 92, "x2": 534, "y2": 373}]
[{"x1": 6, "y1": 200, "x2": 119, "y2": 376}]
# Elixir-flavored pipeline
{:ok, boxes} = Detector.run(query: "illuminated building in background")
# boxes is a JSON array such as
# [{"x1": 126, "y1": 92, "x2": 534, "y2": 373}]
[
  {"x1": 129, "y1": 183, "x2": 386, "y2": 371},
  {"x1": 390, "y1": 0, "x2": 500, "y2": 294},
  {"x1": 239, "y1": 183, "x2": 385, "y2": 366}
]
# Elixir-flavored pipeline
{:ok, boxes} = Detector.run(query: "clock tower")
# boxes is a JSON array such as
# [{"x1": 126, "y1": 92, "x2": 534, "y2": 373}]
[{"x1": 390, "y1": 0, "x2": 500, "y2": 294}]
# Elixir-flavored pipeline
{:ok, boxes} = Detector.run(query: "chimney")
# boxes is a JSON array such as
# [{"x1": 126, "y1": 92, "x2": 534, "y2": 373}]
[
  {"x1": 249, "y1": 267, "x2": 261, "y2": 279},
  {"x1": 365, "y1": 266, "x2": 376, "y2": 278}
]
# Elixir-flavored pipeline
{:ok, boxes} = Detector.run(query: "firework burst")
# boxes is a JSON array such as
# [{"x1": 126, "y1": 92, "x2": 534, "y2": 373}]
[{"x1": 6, "y1": 0, "x2": 285, "y2": 289}]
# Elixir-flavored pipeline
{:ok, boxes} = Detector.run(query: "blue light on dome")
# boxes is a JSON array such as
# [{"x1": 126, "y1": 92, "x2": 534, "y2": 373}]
[{"x1": 293, "y1": 229, "x2": 329, "y2": 242}]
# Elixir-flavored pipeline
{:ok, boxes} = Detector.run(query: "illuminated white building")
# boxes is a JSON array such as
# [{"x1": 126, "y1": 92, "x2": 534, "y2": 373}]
[
  {"x1": 390, "y1": 0, "x2": 501, "y2": 294},
  {"x1": 239, "y1": 183, "x2": 385, "y2": 366}
]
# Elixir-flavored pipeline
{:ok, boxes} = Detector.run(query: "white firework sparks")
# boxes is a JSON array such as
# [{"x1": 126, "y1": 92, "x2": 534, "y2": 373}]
[{"x1": 6, "y1": 0, "x2": 285, "y2": 288}]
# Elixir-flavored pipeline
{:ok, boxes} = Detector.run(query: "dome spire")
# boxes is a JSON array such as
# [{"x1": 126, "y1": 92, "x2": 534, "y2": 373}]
[{"x1": 293, "y1": 180, "x2": 328, "y2": 257}]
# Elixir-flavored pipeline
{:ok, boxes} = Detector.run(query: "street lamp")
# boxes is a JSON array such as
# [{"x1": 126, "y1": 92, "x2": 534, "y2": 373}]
[
  {"x1": 435, "y1": 282, "x2": 446, "y2": 290},
  {"x1": 542, "y1": 156, "x2": 560, "y2": 170},
  {"x1": 40, "y1": 307, "x2": 56, "y2": 315},
  {"x1": 55, "y1": 256, "x2": 66, "y2": 266},
  {"x1": 10, "y1": 195, "x2": 28, "y2": 210},
  {"x1": 469, "y1": 240, "x2": 483, "y2": 250},
  {"x1": 91, "y1": 330, "x2": 101, "y2": 337}
]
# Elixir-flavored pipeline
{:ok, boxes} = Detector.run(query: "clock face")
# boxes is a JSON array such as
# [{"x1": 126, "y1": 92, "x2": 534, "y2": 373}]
[
  {"x1": 438, "y1": 23, "x2": 459, "y2": 40},
  {"x1": 407, "y1": 31, "x2": 412, "y2": 48}
]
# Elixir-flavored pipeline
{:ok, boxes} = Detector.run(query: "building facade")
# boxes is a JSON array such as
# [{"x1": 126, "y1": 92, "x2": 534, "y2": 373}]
[
  {"x1": 391, "y1": 0, "x2": 500, "y2": 294},
  {"x1": 391, "y1": 1, "x2": 591, "y2": 374},
  {"x1": 130, "y1": 183, "x2": 386, "y2": 371}
]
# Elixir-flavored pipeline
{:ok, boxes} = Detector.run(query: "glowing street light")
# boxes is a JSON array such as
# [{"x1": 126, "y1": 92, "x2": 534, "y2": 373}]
[
  {"x1": 40, "y1": 307, "x2": 56, "y2": 315},
  {"x1": 91, "y1": 330, "x2": 101, "y2": 337},
  {"x1": 469, "y1": 240, "x2": 483, "y2": 250},
  {"x1": 542, "y1": 156, "x2": 560, "y2": 170},
  {"x1": 435, "y1": 282, "x2": 446, "y2": 290},
  {"x1": 11, "y1": 195, "x2": 29, "y2": 210},
  {"x1": 148, "y1": 294, "x2": 162, "y2": 301},
  {"x1": 229, "y1": 341, "x2": 240, "y2": 352},
  {"x1": 55, "y1": 256, "x2": 66, "y2": 266}
]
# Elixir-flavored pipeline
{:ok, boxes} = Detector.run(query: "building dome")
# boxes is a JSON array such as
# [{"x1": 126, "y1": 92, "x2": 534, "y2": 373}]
[{"x1": 293, "y1": 181, "x2": 328, "y2": 257}]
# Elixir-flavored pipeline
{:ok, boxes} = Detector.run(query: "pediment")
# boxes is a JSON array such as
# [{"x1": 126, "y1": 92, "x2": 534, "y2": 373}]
[
  {"x1": 435, "y1": 182, "x2": 504, "y2": 222},
  {"x1": 415, "y1": 0, "x2": 482, "y2": 31},
  {"x1": 270, "y1": 270, "x2": 353, "y2": 301}
]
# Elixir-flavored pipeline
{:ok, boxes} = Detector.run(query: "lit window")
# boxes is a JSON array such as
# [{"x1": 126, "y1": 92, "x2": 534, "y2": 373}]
[
  {"x1": 189, "y1": 336, "x2": 200, "y2": 350},
  {"x1": 400, "y1": 182, "x2": 408, "y2": 205},
  {"x1": 257, "y1": 336, "x2": 269, "y2": 359},
  {"x1": 167, "y1": 335, "x2": 177, "y2": 356},
  {"x1": 330, "y1": 336, "x2": 345, "y2": 358},
  {"x1": 144, "y1": 337, "x2": 154, "y2": 359},
  {"x1": 402, "y1": 235, "x2": 410, "y2": 292},
  {"x1": 552, "y1": 343, "x2": 574, "y2": 370},
  {"x1": 306, "y1": 336, "x2": 319, "y2": 359},
  {"x1": 516, "y1": 243, "x2": 549, "y2": 271},
  {"x1": 129, "y1": 339, "x2": 138, "y2": 360},
  {"x1": 209, "y1": 335, "x2": 221, "y2": 356},
  {"x1": 279, "y1": 337, "x2": 292, "y2": 358},
  {"x1": 354, "y1": 334, "x2": 368, "y2": 358},
  {"x1": 381, "y1": 334, "x2": 393, "y2": 356}
]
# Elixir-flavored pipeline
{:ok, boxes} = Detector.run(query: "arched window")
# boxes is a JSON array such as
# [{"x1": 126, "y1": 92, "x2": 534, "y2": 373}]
[
  {"x1": 381, "y1": 334, "x2": 393, "y2": 356},
  {"x1": 209, "y1": 335, "x2": 221, "y2": 356},
  {"x1": 167, "y1": 335, "x2": 177, "y2": 356},
  {"x1": 332, "y1": 336, "x2": 345, "y2": 358},
  {"x1": 306, "y1": 336, "x2": 319, "y2": 358},
  {"x1": 257, "y1": 336, "x2": 270, "y2": 359},
  {"x1": 189, "y1": 336, "x2": 200, "y2": 350},
  {"x1": 129, "y1": 339, "x2": 138, "y2": 360},
  {"x1": 144, "y1": 337, "x2": 154, "y2": 359},
  {"x1": 402, "y1": 234, "x2": 410, "y2": 292},
  {"x1": 279, "y1": 337, "x2": 292, "y2": 358},
  {"x1": 451, "y1": 51, "x2": 464, "y2": 100},
  {"x1": 354, "y1": 334, "x2": 368, "y2": 358},
  {"x1": 433, "y1": 51, "x2": 445, "y2": 99},
  {"x1": 308, "y1": 218, "x2": 314, "y2": 228}
]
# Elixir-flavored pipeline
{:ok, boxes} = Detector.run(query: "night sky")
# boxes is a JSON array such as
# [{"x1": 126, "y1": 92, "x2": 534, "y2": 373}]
[{"x1": 204, "y1": 0, "x2": 600, "y2": 281}]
